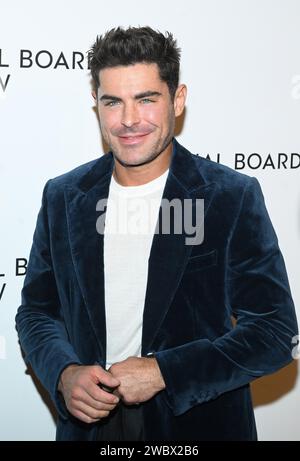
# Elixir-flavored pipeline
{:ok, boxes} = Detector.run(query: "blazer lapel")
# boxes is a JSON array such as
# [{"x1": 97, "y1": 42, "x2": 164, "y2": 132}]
[
  {"x1": 142, "y1": 140, "x2": 216, "y2": 354},
  {"x1": 64, "y1": 153, "x2": 114, "y2": 360},
  {"x1": 64, "y1": 139, "x2": 216, "y2": 361}
]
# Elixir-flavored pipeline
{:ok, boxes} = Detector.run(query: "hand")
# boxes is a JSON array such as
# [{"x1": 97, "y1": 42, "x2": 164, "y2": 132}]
[
  {"x1": 58, "y1": 364, "x2": 120, "y2": 424},
  {"x1": 109, "y1": 356, "x2": 166, "y2": 405}
]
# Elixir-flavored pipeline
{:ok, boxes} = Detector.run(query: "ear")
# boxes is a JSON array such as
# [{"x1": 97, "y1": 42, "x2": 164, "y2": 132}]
[
  {"x1": 91, "y1": 90, "x2": 97, "y2": 102},
  {"x1": 173, "y1": 84, "x2": 187, "y2": 117}
]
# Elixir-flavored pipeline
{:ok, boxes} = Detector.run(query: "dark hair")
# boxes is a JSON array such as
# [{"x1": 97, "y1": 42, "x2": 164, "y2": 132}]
[{"x1": 88, "y1": 26, "x2": 181, "y2": 100}]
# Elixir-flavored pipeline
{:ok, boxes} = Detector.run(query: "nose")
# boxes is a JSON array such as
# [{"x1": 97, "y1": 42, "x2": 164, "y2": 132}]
[{"x1": 121, "y1": 102, "x2": 140, "y2": 128}]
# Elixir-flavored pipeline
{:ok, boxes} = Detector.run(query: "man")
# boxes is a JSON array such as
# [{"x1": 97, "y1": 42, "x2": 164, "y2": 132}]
[{"x1": 16, "y1": 27, "x2": 298, "y2": 441}]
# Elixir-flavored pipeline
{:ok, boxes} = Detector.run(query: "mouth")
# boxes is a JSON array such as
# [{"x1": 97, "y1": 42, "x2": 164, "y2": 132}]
[{"x1": 118, "y1": 132, "x2": 151, "y2": 145}]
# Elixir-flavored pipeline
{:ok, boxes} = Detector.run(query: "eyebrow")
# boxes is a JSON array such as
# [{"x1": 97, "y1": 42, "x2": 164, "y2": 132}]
[{"x1": 99, "y1": 90, "x2": 162, "y2": 102}]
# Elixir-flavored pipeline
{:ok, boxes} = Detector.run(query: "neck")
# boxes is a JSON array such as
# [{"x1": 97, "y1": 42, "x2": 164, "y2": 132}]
[{"x1": 113, "y1": 142, "x2": 173, "y2": 186}]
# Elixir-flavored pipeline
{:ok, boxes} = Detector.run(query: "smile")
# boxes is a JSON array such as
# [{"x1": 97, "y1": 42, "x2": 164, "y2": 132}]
[{"x1": 118, "y1": 133, "x2": 150, "y2": 145}]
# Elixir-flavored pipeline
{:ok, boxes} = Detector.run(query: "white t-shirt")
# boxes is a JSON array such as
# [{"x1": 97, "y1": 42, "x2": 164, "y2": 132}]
[{"x1": 104, "y1": 169, "x2": 169, "y2": 369}]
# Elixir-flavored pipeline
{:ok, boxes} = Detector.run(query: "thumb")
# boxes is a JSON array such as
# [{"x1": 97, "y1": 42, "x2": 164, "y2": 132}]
[{"x1": 94, "y1": 366, "x2": 120, "y2": 388}]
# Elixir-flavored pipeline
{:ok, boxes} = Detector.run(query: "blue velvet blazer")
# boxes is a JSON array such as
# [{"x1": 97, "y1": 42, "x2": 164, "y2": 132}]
[{"x1": 16, "y1": 139, "x2": 298, "y2": 441}]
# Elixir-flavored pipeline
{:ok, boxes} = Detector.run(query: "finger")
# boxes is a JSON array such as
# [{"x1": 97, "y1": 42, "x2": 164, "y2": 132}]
[
  {"x1": 85, "y1": 381, "x2": 120, "y2": 405},
  {"x1": 72, "y1": 388, "x2": 118, "y2": 412},
  {"x1": 72, "y1": 408, "x2": 101, "y2": 424},
  {"x1": 93, "y1": 366, "x2": 120, "y2": 388},
  {"x1": 72, "y1": 400, "x2": 111, "y2": 421}
]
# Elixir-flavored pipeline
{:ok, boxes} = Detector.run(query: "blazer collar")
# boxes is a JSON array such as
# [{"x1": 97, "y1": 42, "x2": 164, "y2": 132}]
[
  {"x1": 65, "y1": 138, "x2": 216, "y2": 358},
  {"x1": 75, "y1": 137, "x2": 207, "y2": 195}
]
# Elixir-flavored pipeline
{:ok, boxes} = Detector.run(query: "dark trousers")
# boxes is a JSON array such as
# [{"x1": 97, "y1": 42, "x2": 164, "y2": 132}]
[{"x1": 97, "y1": 402, "x2": 145, "y2": 441}]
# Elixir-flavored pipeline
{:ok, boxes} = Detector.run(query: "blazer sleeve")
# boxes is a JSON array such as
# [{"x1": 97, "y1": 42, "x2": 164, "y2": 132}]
[
  {"x1": 154, "y1": 177, "x2": 299, "y2": 416},
  {"x1": 15, "y1": 181, "x2": 82, "y2": 420}
]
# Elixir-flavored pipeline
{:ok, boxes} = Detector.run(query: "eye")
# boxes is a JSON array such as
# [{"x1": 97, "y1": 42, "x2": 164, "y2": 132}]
[
  {"x1": 105, "y1": 100, "x2": 120, "y2": 107},
  {"x1": 140, "y1": 98, "x2": 154, "y2": 104}
]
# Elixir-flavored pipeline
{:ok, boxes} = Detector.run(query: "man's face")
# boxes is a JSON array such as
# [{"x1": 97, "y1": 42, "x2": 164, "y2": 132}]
[{"x1": 94, "y1": 63, "x2": 185, "y2": 167}]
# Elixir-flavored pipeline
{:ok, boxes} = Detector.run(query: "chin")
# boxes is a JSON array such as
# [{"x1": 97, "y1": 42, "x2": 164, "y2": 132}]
[
  {"x1": 118, "y1": 157, "x2": 149, "y2": 168},
  {"x1": 114, "y1": 151, "x2": 152, "y2": 167}
]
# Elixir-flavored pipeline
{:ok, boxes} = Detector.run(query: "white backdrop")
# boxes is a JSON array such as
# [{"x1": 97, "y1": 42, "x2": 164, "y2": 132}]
[{"x1": 0, "y1": 0, "x2": 299, "y2": 441}]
